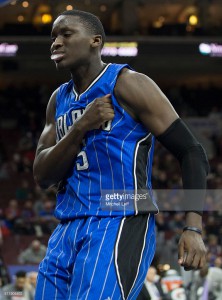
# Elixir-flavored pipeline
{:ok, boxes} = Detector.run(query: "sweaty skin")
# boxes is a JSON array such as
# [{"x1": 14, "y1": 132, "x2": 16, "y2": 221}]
[{"x1": 33, "y1": 14, "x2": 207, "y2": 271}]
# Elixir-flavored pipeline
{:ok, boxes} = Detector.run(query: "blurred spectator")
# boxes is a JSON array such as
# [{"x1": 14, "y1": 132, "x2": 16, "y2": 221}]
[
  {"x1": 4, "y1": 200, "x2": 21, "y2": 233},
  {"x1": 26, "y1": 272, "x2": 38, "y2": 300},
  {"x1": 190, "y1": 265, "x2": 222, "y2": 300},
  {"x1": 15, "y1": 180, "x2": 30, "y2": 202},
  {"x1": 18, "y1": 132, "x2": 34, "y2": 153},
  {"x1": 0, "y1": 255, "x2": 10, "y2": 288},
  {"x1": 21, "y1": 201, "x2": 35, "y2": 222},
  {"x1": 33, "y1": 186, "x2": 46, "y2": 217},
  {"x1": 2, "y1": 270, "x2": 32, "y2": 300},
  {"x1": 155, "y1": 213, "x2": 169, "y2": 233},
  {"x1": 214, "y1": 256, "x2": 222, "y2": 269},
  {"x1": 37, "y1": 199, "x2": 58, "y2": 234},
  {"x1": 0, "y1": 162, "x2": 10, "y2": 180},
  {"x1": 0, "y1": 210, "x2": 10, "y2": 239},
  {"x1": 168, "y1": 213, "x2": 184, "y2": 235},
  {"x1": 137, "y1": 266, "x2": 165, "y2": 300},
  {"x1": 204, "y1": 195, "x2": 215, "y2": 212},
  {"x1": 21, "y1": 157, "x2": 33, "y2": 174},
  {"x1": 17, "y1": 240, "x2": 46, "y2": 265},
  {"x1": 17, "y1": 200, "x2": 36, "y2": 235},
  {"x1": 0, "y1": 226, "x2": 2, "y2": 248},
  {"x1": 205, "y1": 216, "x2": 219, "y2": 236},
  {"x1": 11, "y1": 152, "x2": 24, "y2": 173},
  {"x1": 207, "y1": 234, "x2": 222, "y2": 266}
]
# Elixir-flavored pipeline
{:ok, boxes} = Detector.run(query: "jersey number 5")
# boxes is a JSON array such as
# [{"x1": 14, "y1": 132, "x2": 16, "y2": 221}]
[{"x1": 76, "y1": 150, "x2": 89, "y2": 171}]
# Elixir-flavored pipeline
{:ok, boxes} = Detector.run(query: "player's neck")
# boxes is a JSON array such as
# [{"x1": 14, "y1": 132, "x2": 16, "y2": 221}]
[{"x1": 71, "y1": 60, "x2": 106, "y2": 95}]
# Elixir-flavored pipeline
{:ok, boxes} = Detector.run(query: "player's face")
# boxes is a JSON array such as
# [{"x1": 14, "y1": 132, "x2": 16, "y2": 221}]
[{"x1": 50, "y1": 15, "x2": 94, "y2": 70}]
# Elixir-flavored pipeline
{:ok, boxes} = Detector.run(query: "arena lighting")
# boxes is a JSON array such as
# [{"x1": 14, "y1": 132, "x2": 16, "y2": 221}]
[
  {"x1": 199, "y1": 43, "x2": 222, "y2": 57},
  {"x1": 17, "y1": 15, "x2": 24, "y2": 22},
  {"x1": 101, "y1": 42, "x2": 138, "y2": 57},
  {"x1": 153, "y1": 16, "x2": 165, "y2": 29},
  {"x1": 189, "y1": 14, "x2": 198, "y2": 26},
  {"x1": 163, "y1": 264, "x2": 171, "y2": 271},
  {"x1": 66, "y1": 5, "x2": 73, "y2": 10},
  {"x1": 22, "y1": 1, "x2": 29, "y2": 8},
  {"x1": 41, "y1": 13, "x2": 52, "y2": 24},
  {"x1": 0, "y1": 43, "x2": 18, "y2": 56}
]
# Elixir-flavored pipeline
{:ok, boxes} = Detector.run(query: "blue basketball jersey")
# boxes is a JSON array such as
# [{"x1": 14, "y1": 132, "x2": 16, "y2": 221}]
[{"x1": 54, "y1": 63, "x2": 158, "y2": 220}]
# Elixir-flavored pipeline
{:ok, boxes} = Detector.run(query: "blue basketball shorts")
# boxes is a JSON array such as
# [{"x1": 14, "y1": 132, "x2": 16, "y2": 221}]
[{"x1": 35, "y1": 214, "x2": 155, "y2": 300}]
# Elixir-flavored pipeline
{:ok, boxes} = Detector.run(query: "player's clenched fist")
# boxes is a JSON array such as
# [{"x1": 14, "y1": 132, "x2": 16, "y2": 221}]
[{"x1": 79, "y1": 94, "x2": 114, "y2": 130}]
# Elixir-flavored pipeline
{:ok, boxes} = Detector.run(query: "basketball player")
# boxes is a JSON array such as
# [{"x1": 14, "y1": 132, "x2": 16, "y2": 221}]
[{"x1": 33, "y1": 10, "x2": 209, "y2": 300}]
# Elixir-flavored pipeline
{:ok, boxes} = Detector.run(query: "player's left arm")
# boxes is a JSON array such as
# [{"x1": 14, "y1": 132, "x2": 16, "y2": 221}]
[{"x1": 114, "y1": 68, "x2": 209, "y2": 270}]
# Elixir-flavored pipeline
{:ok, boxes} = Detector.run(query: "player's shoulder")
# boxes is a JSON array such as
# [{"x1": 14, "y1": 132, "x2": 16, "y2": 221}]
[
  {"x1": 115, "y1": 67, "x2": 156, "y2": 97},
  {"x1": 107, "y1": 63, "x2": 134, "y2": 76},
  {"x1": 117, "y1": 67, "x2": 152, "y2": 84}
]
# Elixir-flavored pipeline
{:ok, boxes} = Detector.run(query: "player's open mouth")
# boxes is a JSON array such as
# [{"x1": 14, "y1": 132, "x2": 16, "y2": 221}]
[{"x1": 51, "y1": 53, "x2": 65, "y2": 62}]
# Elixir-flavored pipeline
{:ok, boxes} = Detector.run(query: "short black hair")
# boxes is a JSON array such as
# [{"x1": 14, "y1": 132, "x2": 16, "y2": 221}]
[
  {"x1": 59, "y1": 10, "x2": 106, "y2": 48},
  {"x1": 16, "y1": 271, "x2": 26, "y2": 278}
]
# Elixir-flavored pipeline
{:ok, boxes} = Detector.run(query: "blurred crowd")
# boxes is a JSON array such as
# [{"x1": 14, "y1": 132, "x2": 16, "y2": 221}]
[
  {"x1": 137, "y1": 264, "x2": 222, "y2": 300},
  {"x1": 0, "y1": 270, "x2": 38, "y2": 300},
  {"x1": 0, "y1": 83, "x2": 222, "y2": 299}
]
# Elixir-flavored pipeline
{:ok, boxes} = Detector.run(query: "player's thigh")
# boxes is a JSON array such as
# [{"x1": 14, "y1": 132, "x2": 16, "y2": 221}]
[
  {"x1": 68, "y1": 216, "x2": 123, "y2": 300},
  {"x1": 35, "y1": 221, "x2": 76, "y2": 300},
  {"x1": 68, "y1": 214, "x2": 155, "y2": 300}
]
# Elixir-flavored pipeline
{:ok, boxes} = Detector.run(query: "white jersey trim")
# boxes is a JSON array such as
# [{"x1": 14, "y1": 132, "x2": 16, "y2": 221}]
[
  {"x1": 114, "y1": 217, "x2": 126, "y2": 300},
  {"x1": 73, "y1": 63, "x2": 112, "y2": 100}
]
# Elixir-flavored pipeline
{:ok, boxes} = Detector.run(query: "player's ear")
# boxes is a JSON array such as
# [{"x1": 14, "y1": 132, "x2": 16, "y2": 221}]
[{"x1": 91, "y1": 35, "x2": 102, "y2": 48}]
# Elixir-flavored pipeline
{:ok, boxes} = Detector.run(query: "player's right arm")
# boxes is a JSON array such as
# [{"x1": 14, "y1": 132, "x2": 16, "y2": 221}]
[{"x1": 33, "y1": 91, "x2": 114, "y2": 189}]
